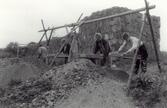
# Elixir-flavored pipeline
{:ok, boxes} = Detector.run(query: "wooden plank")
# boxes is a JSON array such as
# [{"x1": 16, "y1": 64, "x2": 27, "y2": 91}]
[
  {"x1": 47, "y1": 53, "x2": 137, "y2": 59},
  {"x1": 48, "y1": 54, "x2": 103, "y2": 59},
  {"x1": 38, "y1": 5, "x2": 155, "y2": 32}
]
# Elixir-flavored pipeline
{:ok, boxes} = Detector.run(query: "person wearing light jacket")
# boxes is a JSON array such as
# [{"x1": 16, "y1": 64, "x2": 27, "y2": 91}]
[{"x1": 118, "y1": 32, "x2": 148, "y2": 74}]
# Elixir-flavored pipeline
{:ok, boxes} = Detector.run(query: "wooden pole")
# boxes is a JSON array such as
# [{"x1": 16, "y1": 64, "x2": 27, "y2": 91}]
[
  {"x1": 39, "y1": 33, "x2": 45, "y2": 44},
  {"x1": 70, "y1": 13, "x2": 84, "y2": 31},
  {"x1": 41, "y1": 19, "x2": 49, "y2": 41},
  {"x1": 38, "y1": 5, "x2": 155, "y2": 32},
  {"x1": 76, "y1": 13, "x2": 83, "y2": 23},
  {"x1": 39, "y1": 13, "x2": 83, "y2": 32},
  {"x1": 65, "y1": 26, "x2": 69, "y2": 34},
  {"x1": 49, "y1": 42, "x2": 66, "y2": 66},
  {"x1": 127, "y1": 14, "x2": 146, "y2": 95},
  {"x1": 38, "y1": 23, "x2": 77, "y2": 32},
  {"x1": 47, "y1": 29, "x2": 54, "y2": 46},
  {"x1": 32, "y1": 32, "x2": 46, "y2": 56},
  {"x1": 144, "y1": 0, "x2": 162, "y2": 73},
  {"x1": 32, "y1": 20, "x2": 51, "y2": 56},
  {"x1": 49, "y1": 14, "x2": 84, "y2": 66}
]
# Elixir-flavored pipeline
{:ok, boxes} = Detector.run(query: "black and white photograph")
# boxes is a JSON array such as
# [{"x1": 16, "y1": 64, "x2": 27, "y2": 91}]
[{"x1": 0, "y1": 0, "x2": 166, "y2": 108}]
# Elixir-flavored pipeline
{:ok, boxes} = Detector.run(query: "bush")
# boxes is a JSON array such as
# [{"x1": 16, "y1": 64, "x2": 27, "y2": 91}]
[
  {"x1": 0, "y1": 49, "x2": 12, "y2": 58},
  {"x1": 129, "y1": 72, "x2": 162, "y2": 108},
  {"x1": 5, "y1": 42, "x2": 19, "y2": 57},
  {"x1": 26, "y1": 42, "x2": 37, "y2": 56}
]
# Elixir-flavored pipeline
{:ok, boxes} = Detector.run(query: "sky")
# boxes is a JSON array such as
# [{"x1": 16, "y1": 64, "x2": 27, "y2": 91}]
[{"x1": 0, "y1": 0, "x2": 166, "y2": 51}]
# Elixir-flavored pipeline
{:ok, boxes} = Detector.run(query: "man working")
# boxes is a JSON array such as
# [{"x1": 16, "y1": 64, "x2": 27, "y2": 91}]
[
  {"x1": 117, "y1": 32, "x2": 148, "y2": 74},
  {"x1": 93, "y1": 33, "x2": 110, "y2": 66},
  {"x1": 37, "y1": 44, "x2": 48, "y2": 64},
  {"x1": 60, "y1": 38, "x2": 71, "y2": 64}
]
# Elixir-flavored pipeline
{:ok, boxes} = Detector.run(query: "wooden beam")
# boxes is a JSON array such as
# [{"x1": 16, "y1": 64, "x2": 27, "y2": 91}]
[
  {"x1": 144, "y1": 0, "x2": 162, "y2": 73},
  {"x1": 47, "y1": 29, "x2": 54, "y2": 46},
  {"x1": 38, "y1": 5, "x2": 155, "y2": 32},
  {"x1": 39, "y1": 23, "x2": 77, "y2": 32},
  {"x1": 83, "y1": 5, "x2": 155, "y2": 24},
  {"x1": 65, "y1": 26, "x2": 69, "y2": 34},
  {"x1": 76, "y1": 13, "x2": 83, "y2": 23},
  {"x1": 41, "y1": 19, "x2": 49, "y2": 41},
  {"x1": 32, "y1": 33, "x2": 45, "y2": 55},
  {"x1": 49, "y1": 14, "x2": 84, "y2": 66},
  {"x1": 39, "y1": 13, "x2": 83, "y2": 32},
  {"x1": 47, "y1": 53, "x2": 137, "y2": 60},
  {"x1": 38, "y1": 33, "x2": 45, "y2": 45},
  {"x1": 49, "y1": 42, "x2": 66, "y2": 66},
  {"x1": 127, "y1": 14, "x2": 146, "y2": 95}
]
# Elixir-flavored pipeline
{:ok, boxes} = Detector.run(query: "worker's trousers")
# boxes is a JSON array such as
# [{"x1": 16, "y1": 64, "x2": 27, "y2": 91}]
[
  {"x1": 101, "y1": 54, "x2": 110, "y2": 66},
  {"x1": 134, "y1": 44, "x2": 148, "y2": 74},
  {"x1": 134, "y1": 58, "x2": 147, "y2": 74}
]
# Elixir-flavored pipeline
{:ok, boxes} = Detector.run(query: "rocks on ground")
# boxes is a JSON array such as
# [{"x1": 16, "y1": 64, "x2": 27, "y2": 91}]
[
  {"x1": 0, "y1": 59, "x2": 134, "y2": 108},
  {"x1": 0, "y1": 59, "x2": 103, "y2": 108}
]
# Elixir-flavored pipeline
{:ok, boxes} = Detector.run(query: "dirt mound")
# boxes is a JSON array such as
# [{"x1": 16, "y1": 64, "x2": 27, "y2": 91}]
[
  {"x1": 56, "y1": 79, "x2": 134, "y2": 108},
  {"x1": 22, "y1": 56, "x2": 50, "y2": 73},
  {"x1": 0, "y1": 59, "x2": 134, "y2": 108},
  {"x1": 0, "y1": 59, "x2": 102, "y2": 106},
  {"x1": 103, "y1": 67, "x2": 129, "y2": 82},
  {"x1": 0, "y1": 59, "x2": 41, "y2": 88}
]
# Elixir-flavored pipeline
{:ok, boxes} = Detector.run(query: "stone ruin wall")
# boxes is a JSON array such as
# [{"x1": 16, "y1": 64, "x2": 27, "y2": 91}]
[{"x1": 78, "y1": 7, "x2": 160, "y2": 60}]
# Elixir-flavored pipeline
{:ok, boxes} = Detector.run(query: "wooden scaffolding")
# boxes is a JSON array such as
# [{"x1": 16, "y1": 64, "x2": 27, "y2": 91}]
[{"x1": 37, "y1": 0, "x2": 162, "y2": 93}]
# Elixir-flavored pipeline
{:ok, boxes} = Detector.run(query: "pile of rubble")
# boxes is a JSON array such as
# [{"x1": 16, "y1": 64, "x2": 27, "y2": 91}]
[
  {"x1": 0, "y1": 59, "x2": 103, "y2": 108},
  {"x1": 129, "y1": 69, "x2": 163, "y2": 108}
]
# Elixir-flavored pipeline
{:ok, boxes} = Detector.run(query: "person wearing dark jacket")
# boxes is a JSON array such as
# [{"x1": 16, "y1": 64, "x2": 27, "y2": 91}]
[
  {"x1": 60, "y1": 39, "x2": 71, "y2": 64},
  {"x1": 93, "y1": 33, "x2": 110, "y2": 66}
]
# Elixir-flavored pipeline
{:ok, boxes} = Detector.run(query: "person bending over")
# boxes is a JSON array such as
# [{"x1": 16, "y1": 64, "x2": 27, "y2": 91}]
[
  {"x1": 118, "y1": 32, "x2": 148, "y2": 74},
  {"x1": 93, "y1": 33, "x2": 110, "y2": 66},
  {"x1": 37, "y1": 44, "x2": 48, "y2": 64}
]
